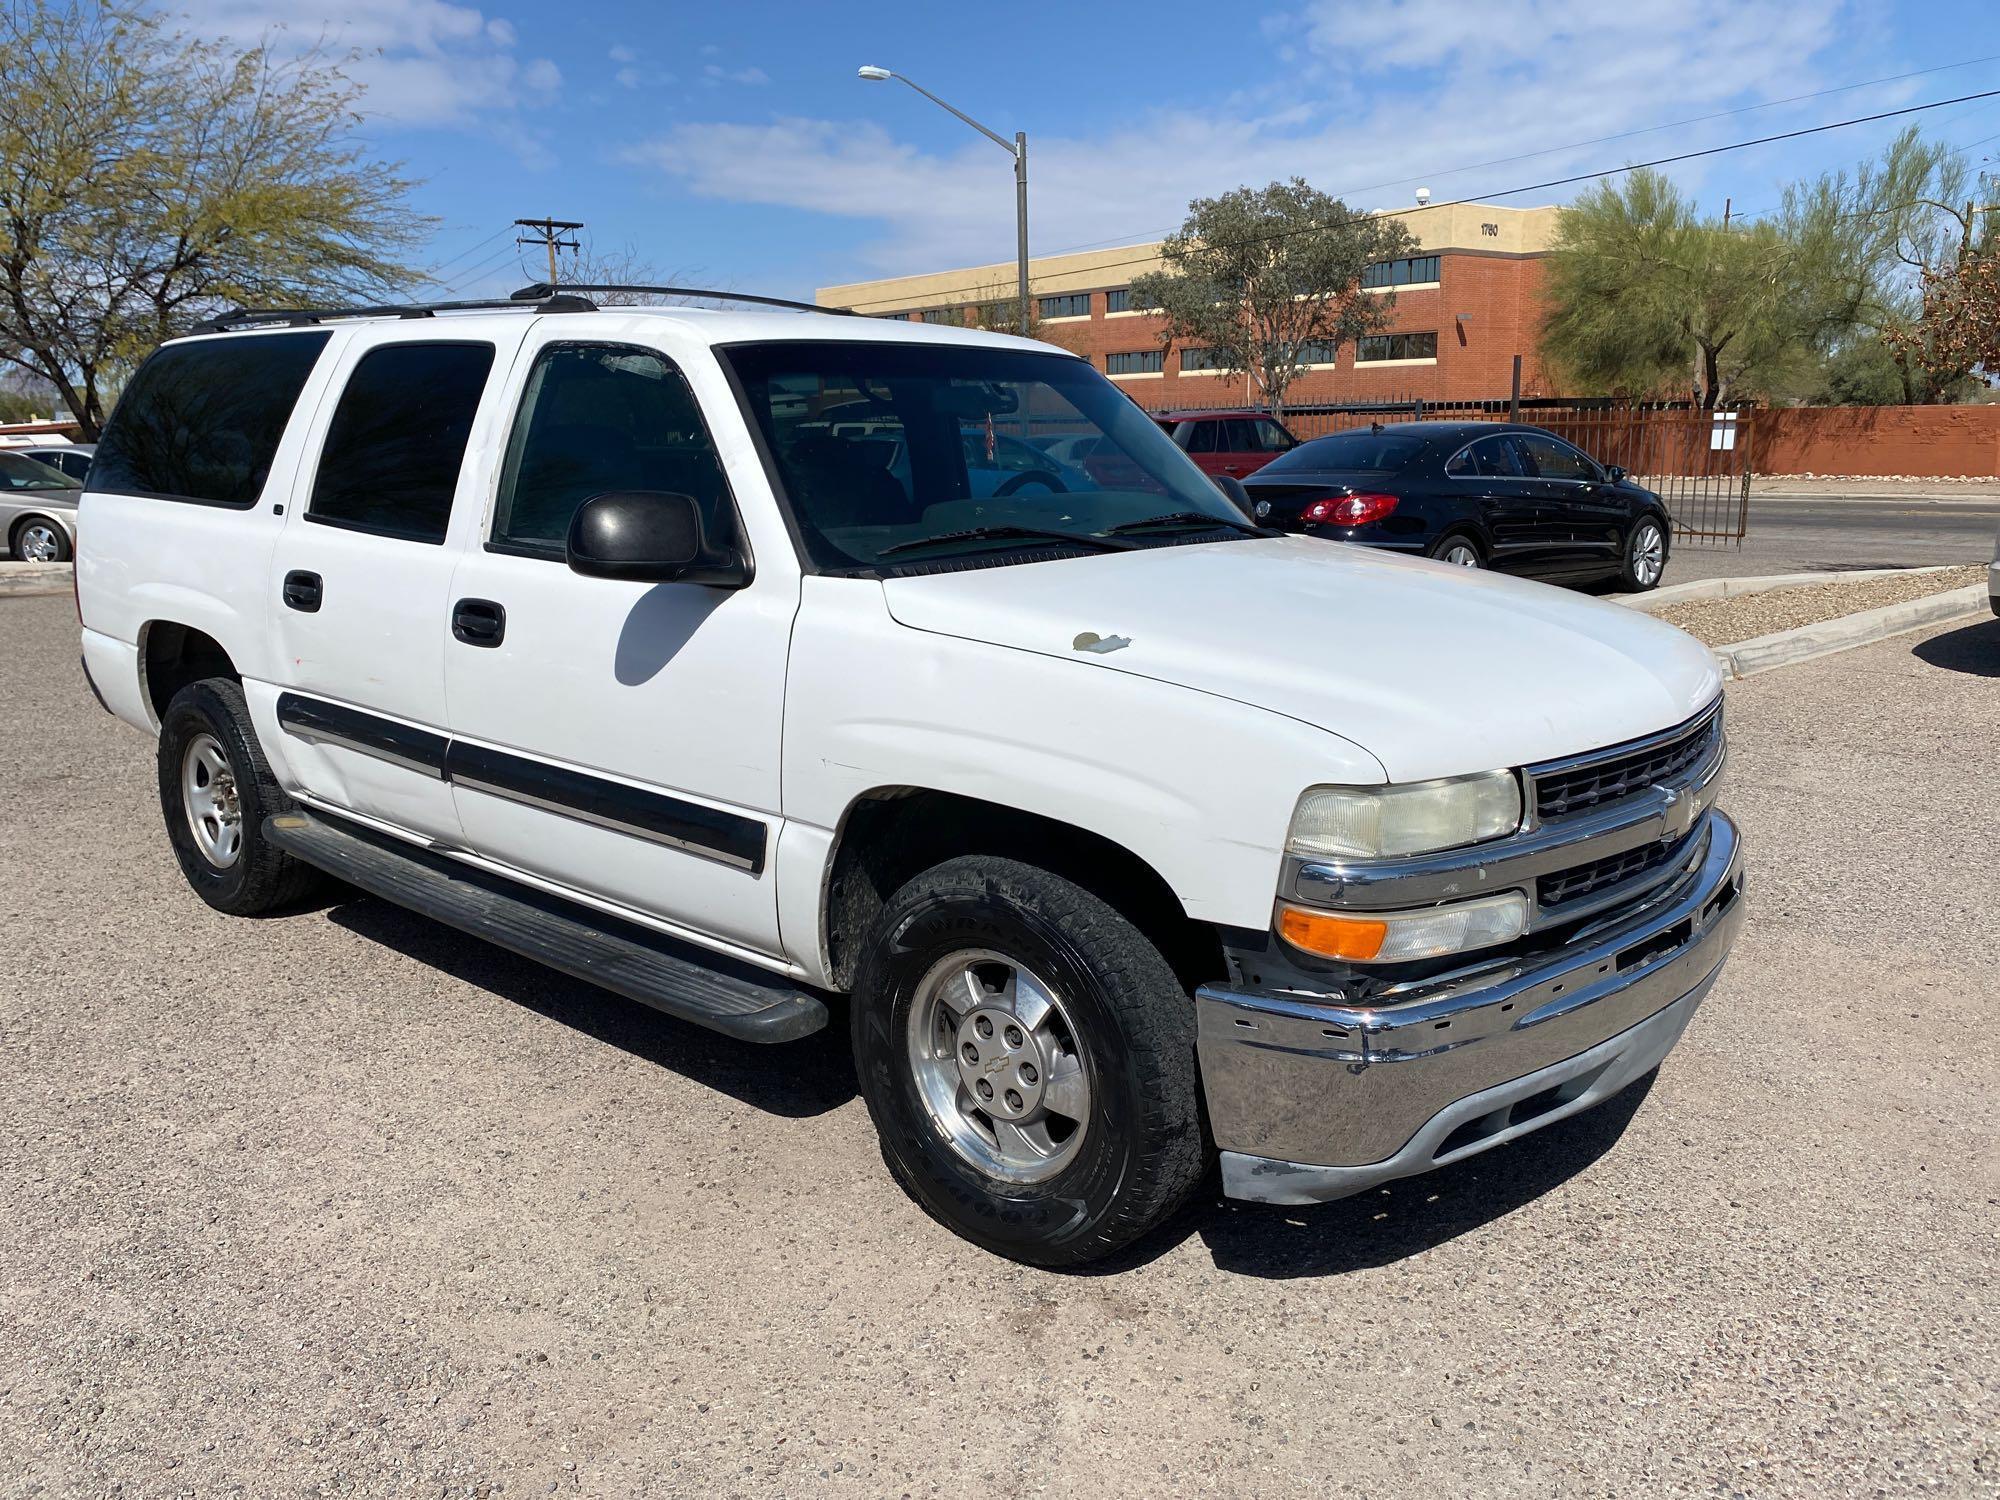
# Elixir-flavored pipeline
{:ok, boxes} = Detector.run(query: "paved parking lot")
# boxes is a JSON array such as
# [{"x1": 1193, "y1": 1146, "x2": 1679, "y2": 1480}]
[
  {"x1": 3, "y1": 592, "x2": 1996, "y2": 1498},
  {"x1": 1664, "y1": 494, "x2": 2000, "y2": 583}
]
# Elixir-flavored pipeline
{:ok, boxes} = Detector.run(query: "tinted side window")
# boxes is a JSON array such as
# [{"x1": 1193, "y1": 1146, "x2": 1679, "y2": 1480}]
[
  {"x1": 1183, "y1": 421, "x2": 1218, "y2": 454},
  {"x1": 1251, "y1": 419, "x2": 1293, "y2": 452},
  {"x1": 90, "y1": 331, "x2": 331, "y2": 507},
  {"x1": 308, "y1": 342, "x2": 495, "y2": 544},
  {"x1": 495, "y1": 343, "x2": 736, "y2": 554},
  {"x1": 1515, "y1": 432, "x2": 1597, "y2": 482},
  {"x1": 1471, "y1": 438, "x2": 1524, "y2": 478}
]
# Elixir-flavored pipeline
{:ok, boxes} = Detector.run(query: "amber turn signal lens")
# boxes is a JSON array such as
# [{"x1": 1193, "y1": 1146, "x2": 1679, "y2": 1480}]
[{"x1": 1278, "y1": 906, "x2": 1389, "y2": 960}]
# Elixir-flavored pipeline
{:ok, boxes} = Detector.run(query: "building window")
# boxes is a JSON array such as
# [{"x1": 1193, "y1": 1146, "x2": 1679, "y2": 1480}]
[
  {"x1": 1039, "y1": 293, "x2": 1090, "y2": 318},
  {"x1": 920, "y1": 308, "x2": 959, "y2": 325},
  {"x1": 1355, "y1": 332, "x2": 1439, "y2": 363},
  {"x1": 1105, "y1": 288, "x2": 1131, "y2": 313},
  {"x1": 882, "y1": 312, "x2": 912, "y2": 321},
  {"x1": 1361, "y1": 255, "x2": 1441, "y2": 289},
  {"x1": 1180, "y1": 347, "x2": 1222, "y2": 372},
  {"x1": 1107, "y1": 350, "x2": 1164, "y2": 376},
  {"x1": 1297, "y1": 339, "x2": 1338, "y2": 365}
]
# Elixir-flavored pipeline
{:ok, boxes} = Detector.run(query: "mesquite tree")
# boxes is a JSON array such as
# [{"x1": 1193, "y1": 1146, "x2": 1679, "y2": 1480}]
[{"x1": 1130, "y1": 179, "x2": 1418, "y2": 423}]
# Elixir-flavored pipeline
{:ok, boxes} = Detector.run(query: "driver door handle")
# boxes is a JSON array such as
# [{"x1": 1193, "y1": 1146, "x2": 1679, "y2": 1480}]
[
  {"x1": 282, "y1": 570, "x2": 322, "y2": 612},
  {"x1": 451, "y1": 598, "x2": 506, "y2": 648}
]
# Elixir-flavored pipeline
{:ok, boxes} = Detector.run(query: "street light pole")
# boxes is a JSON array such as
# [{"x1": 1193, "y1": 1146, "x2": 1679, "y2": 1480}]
[{"x1": 858, "y1": 66, "x2": 1030, "y2": 337}]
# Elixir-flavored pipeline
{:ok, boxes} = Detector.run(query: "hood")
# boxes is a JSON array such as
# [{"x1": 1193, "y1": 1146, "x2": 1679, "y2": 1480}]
[{"x1": 881, "y1": 535, "x2": 1722, "y2": 783}]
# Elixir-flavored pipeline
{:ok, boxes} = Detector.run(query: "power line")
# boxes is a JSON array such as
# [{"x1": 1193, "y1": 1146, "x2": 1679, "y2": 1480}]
[
  {"x1": 422, "y1": 225, "x2": 514, "y2": 282},
  {"x1": 439, "y1": 244, "x2": 522, "y2": 296},
  {"x1": 1036, "y1": 53, "x2": 2000, "y2": 259},
  {"x1": 834, "y1": 84, "x2": 2000, "y2": 312}
]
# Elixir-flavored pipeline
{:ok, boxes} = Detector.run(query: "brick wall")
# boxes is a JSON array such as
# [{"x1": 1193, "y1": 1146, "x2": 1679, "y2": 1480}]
[
  {"x1": 1752, "y1": 405, "x2": 2000, "y2": 477},
  {"x1": 1032, "y1": 250, "x2": 1555, "y2": 408}
]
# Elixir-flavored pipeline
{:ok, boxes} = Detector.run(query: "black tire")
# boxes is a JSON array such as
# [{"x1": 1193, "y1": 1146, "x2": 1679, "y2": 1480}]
[
  {"x1": 157, "y1": 677, "x2": 322, "y2": 915},
  {"x1": 1428, "y1": 529, "x2": 1483, "y2": 568},
  {"x1": 1620, "y1": 514, "x2": 1670, "y2": 591},
  {"x1": 850, "y1": 855, "x2": 1206, "y2": 1266},
  {"x1": 10, "y1": 515, "x2": 71, "y2": 562}
]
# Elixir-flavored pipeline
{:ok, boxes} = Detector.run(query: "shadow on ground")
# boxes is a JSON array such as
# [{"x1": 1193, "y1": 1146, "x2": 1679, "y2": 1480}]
[
  {"x1": 1912, "y1": 615, "x2": 2000, "y2": 677},
  {"x1": 1108, "y1": 1071, "x2": 1657, "y2": 1280},
  {"x1": 326, "y1": 894, "x2": 858, "y2": 1120},
  {"x1": 320, "y1": 888, "x2": 1656, "y2": 1279}
]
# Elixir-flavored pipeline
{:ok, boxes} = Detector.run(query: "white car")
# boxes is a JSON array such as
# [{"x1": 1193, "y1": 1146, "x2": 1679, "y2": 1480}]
[{"x1": 75, "y1": 291, "x2": 1743, "y2": 1265}]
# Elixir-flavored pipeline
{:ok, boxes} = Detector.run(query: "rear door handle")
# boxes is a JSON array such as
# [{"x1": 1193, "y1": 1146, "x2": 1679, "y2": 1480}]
[
  {"x1": 451, "y1": 598, "x2": 506, "y2": 647},
  {"x1": 282, "y1": 570, "x2": 322, "y2": 612}
]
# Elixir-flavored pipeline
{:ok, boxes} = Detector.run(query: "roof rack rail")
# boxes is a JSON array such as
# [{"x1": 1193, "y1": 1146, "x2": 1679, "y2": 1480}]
[
  {"x1": 510, "y1": 282, "x2": 856, "y2": 316},
  {"x1": 186, "y1": 289, "x2": 598, "y2": 337}
]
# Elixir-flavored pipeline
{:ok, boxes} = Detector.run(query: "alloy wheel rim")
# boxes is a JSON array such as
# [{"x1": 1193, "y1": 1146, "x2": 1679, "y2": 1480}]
[
  {"x1": 180, "y1": 732, "x2": 243, "y2": 869},
  {"x1": 19, "y1": 523, "x2": 59, "y2": 562},
  {"x1": 1443, "y1": 542, "x2": 1479, "y2": 567},
  {"x1": 1634, "y1": 524, "x2": 1665, "y2": 585},
  {"x1": 905, "y1": 949, "x2": 1091, "y2": 1183}
]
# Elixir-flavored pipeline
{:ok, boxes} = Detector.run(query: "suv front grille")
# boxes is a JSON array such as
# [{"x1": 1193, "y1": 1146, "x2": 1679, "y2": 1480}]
[
  {"x1": 1534, "y1": 706, "x2": 1721, "y2": 820},
  {"x1": 1538, "y1": 832, "x2": 1689, "y2": 910}
]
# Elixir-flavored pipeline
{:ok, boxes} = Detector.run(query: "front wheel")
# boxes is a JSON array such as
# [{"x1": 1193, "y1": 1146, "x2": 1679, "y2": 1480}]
[
  {"x1": 850, "y1": 855, "x2": 1206, "y2": 1266},
  {"x1": 1621, "y1": 516, "x2": 1669, "y2": 591}
]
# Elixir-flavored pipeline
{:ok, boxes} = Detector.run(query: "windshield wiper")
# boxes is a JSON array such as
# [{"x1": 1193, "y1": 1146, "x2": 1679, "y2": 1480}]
[
  {"x1": 877, "y1": 525, "x2": 1138, "y2": 559},
  {"x1": 1101, "y1": 510, "x2": 1273, "y2": 538}
]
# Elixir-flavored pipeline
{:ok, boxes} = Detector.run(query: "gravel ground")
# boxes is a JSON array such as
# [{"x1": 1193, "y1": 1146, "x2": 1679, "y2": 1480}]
[
  {"x1": 1649, "y1": 565, "x2": 1986, "y2": 645},
  {"x1": 3, "y1": 593, "x2": 1997, "y2": 1498}
]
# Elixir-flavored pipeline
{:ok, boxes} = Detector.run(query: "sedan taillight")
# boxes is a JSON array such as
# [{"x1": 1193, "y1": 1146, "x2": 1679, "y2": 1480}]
[{"x1": 1302, "y1": 492, "x2": 1399, "y2": 526}]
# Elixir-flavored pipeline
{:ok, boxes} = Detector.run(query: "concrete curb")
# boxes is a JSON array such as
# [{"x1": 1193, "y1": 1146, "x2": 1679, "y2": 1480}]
[
  {"x1": 1616, "y1": 565, "x2": 1961, "y2": 612},
  {"x1": 0, "y1": 561, "x2": 72, "y2": 597},
  {"x1": 1713, "y1": 584, "x2": 1988, "y2": 679}
]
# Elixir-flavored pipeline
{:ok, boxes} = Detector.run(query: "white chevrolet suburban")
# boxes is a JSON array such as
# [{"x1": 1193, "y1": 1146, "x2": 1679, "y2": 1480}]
[{"x1": 76, "y1": 288, "x2": 1743, "y2": 1265}]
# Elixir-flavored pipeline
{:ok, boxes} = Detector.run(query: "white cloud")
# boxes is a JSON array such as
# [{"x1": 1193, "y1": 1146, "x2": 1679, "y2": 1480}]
[
  {"x1": 616, "y1": 66, "x2": 642, "y2": 89},
  {"x1": 702, "y1": 63, "x2": 770, "y2": 86},
  {"x1": 608, "y1": 43, "x2": 637, "y2": 63},
  {"x1": 163, "y1": 0, "x2": 563, "y2": 131},
  {"x1": 628, "y1": 0, "x2": 1875, "y2": 277}
]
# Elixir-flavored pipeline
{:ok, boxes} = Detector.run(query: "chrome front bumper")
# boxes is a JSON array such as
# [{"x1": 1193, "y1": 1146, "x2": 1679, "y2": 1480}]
[{"x1": 1197, "y1": 809, "x2": 1744, "y2": 1205}]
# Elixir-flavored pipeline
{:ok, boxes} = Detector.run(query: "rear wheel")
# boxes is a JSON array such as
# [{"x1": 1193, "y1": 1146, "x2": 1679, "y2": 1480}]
[
  {"x1": 11, "y1": 517, "x2": 70, "y2": 562},
  {"x1": 1621, "y1": 516, "x2": 1668, "y2": 591},
  {"x1": 850, "y1": 855, "x2": 1206, "y2": 1266},
  {"x1": 157, "y1": 678, "x2": 322, "y2": 915},
  {"x1": 1430, "y1": 531, "x2": 1483, "y2": 568}
]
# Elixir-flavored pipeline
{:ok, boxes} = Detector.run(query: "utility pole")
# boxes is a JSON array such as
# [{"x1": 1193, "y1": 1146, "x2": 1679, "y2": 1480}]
[{"x1": 514, "y1": 217, "x2": 583, "y2": 285}]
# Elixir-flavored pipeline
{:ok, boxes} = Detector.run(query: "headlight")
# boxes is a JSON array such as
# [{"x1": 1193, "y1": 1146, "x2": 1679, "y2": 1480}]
[
  {"x1": 1279, "y1": 891, "x2": 1529, "y2": 963},
  {"x1": 1288, "y1": 771, "x2": 1522, "y2": 860}
]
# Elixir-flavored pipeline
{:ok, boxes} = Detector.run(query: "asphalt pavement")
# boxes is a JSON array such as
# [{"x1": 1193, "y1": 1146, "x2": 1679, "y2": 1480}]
[
  {"x1": 2, "y1": 592, "x2": 1996, "y2": 1497},
  {"x1": 1664, "y1": 494, "x2": 2000, "y2": 583}
]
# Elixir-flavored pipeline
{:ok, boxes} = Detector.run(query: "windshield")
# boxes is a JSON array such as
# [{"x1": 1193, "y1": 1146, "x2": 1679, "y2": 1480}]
[
  {"x1": 725, "y1": 342, "x2": 1254, "y2": 571},
  {"x1": 1258, "y1": 430, "x2": 1431, "y2": 474},
  {"x1": 0, "y1": 450, "x2": 81, "y2": 490}
]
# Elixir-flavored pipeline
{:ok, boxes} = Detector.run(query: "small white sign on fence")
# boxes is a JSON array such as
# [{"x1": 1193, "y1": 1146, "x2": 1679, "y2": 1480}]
[{"x1": 1710, "y1": 410, "x2": 1739, "y2": 451}]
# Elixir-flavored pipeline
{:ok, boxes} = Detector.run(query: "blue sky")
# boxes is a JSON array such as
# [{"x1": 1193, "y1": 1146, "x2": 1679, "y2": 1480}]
[{"x1": 172, "y1": 0, "x2": 2000, "y2": 302}]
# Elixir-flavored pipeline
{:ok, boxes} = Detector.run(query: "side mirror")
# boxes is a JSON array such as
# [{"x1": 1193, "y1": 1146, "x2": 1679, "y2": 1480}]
[
  {"x1": 1211, "y1": 472, "x2": 1253, "y2": 517},
  {"x1": 566, "y1": 491, "x2": 751, "y2": 587},
  {"x1": 1606, "y1": 465, "x2": 1627, "y2": 483}
]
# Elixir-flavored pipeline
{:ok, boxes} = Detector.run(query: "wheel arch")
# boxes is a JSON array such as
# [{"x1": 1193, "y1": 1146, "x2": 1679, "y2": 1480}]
[
  {"x1": 139, "y1": 620, "x2": 241, "y2": 728},
  {"x1": 820, "y1": 786, "x2": 1225, "y2": 997},
  {"x1": 9, "y1": 510, "x2": 73, "y2": 553}
]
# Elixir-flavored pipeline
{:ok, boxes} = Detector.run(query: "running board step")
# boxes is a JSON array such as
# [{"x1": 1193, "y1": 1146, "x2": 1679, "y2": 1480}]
[{"x1": 264, "y1": 811, "x2": 828, "y2": 1044}]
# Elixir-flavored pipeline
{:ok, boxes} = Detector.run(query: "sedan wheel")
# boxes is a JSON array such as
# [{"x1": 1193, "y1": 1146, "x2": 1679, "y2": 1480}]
[
  {"x1": 1438, "y1": 539, "x2": 1481, "y2": 568},
  {"x1": 1624, "y1": 519, "x2": 1668, "y2": 591},
  {"x1": 13, "y1": 520, "x2": 68, "y2": 562}
]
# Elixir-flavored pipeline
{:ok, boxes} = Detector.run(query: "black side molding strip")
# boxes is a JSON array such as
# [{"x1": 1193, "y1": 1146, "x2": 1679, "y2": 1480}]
[
  {"x1": 274, "y1": 692, "x2": 768, "y2": 873},
  {"x1": 276, "y1": 692, "x2": 450, "y2": 778},
  {"x1": 444, "y1": 740, "x2": 767, "y2": 874}
]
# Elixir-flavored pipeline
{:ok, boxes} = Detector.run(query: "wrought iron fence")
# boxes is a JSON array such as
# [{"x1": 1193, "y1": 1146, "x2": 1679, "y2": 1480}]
[{"x1": 1149, "y1": 393, "x2": 1753, "y2": 546}]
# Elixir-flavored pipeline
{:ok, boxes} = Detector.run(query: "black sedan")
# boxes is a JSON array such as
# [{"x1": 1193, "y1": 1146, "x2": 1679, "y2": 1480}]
[{"x1": 1238, "y1": 421, "x2": 1673, "y2": 591}]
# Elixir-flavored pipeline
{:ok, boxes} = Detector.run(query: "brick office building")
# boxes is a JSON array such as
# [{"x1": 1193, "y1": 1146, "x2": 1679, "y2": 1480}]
[{"x1": 817, "y1": 200, "x2": 1562, "y2": 409}]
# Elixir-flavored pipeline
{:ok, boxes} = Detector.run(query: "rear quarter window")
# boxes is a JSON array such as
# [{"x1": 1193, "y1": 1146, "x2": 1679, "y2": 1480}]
[{"x1": 89, "y1": 331, "x2": 332, "y2": 507}]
